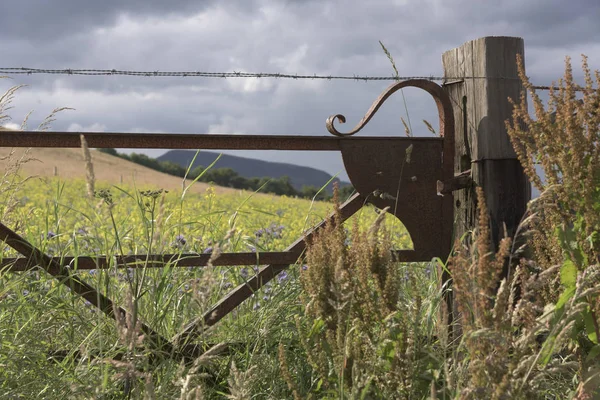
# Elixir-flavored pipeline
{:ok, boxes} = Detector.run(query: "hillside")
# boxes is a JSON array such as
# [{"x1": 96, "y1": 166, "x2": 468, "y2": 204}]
[
  {"x1": 0, "y1": 147, "x2": 238, "y2": 195},
  {"x1": 157, "y1": 150, "x2": 351, "y2": 192}
]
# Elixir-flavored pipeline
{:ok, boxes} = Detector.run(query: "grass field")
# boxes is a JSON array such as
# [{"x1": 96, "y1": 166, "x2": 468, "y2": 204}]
[{"x1": 0, "y1": 167, "x2": 415, "y2": 398}]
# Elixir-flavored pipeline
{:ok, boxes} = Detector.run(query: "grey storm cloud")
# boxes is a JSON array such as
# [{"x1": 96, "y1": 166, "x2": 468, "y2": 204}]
[
  {"x1": 1, "y1": 0, "x2": 600, "y2": 182},
  {"x1": 0, "y1": 0, "x2": 221, "y2": 41}
]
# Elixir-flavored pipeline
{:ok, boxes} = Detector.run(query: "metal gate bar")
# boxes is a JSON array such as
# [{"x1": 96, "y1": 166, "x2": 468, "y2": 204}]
[
  {"x1": 0, "y1": 131, "x2": 441, "y2": 150},
  {"x1": 1, "y1": 250, "x2": 419, "y2": 272}
]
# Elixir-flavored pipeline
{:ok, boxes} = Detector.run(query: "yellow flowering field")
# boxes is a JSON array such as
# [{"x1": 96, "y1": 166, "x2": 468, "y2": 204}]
[{"x1": 1, "y1": 177, "x2": 413, "y2": 356}]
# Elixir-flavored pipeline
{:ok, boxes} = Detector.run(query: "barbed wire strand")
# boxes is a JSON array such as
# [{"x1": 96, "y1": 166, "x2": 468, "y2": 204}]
[{"x1": 0, "y1": 67, "x2": 592, "y2": 92}]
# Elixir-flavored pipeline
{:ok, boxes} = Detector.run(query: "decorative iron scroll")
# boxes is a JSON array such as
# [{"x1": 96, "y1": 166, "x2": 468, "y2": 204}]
[{"x1": 326, "y1": 79, "x2": 454, "y2": 138}]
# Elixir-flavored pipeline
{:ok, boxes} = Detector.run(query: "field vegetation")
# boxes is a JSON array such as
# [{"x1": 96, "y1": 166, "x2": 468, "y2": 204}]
[{"x1": 1, "y1": 53, "x2": 600, "y2": 399}]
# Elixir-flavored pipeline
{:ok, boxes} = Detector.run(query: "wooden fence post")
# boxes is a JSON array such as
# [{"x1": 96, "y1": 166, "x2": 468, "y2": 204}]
[{"x1": 441, "y1": 36, "x2": 532, "y2": 331}]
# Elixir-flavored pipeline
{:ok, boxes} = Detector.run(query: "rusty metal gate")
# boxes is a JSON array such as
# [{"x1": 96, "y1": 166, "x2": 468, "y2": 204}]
[{"x1": 0, "y1": 79, "x2": 456, "y2": 361}]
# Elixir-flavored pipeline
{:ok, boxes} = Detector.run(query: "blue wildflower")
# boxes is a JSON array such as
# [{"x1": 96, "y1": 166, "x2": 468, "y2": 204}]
[
  {"x1": 203, "y1": 247, "x2": 213, "y2": 254},
  {"x1": 278, "y1": 270, "x2": 288, "y2": 283},
  {"x1": 22, "y1": 290, "x2": 29, "y2": 296},
  {"x1": 47, "y1": 231, "x2": 56, "y2": 239},
  {"x1": 302, "y1": 264, "x2": 308, "y2": 271},
  {"x1": 253, "y1": 302, "x2": 261, "y2": 311},
  {"x1": 175, "y1": 234, "x2": 186, "y2": 246},
  {"x1": 240, "y1": 268, "x2": 249, "y2": 279}
]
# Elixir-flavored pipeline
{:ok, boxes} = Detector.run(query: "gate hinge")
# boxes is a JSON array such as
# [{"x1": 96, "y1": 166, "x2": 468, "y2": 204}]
[{"x1": 436, "y1": 169, "x2": 474, "y2": 196}]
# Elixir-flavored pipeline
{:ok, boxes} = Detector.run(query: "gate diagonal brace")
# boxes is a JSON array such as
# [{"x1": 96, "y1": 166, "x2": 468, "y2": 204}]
[
  {"x1": 173, "y1": 192, "x2": 368, "y2": 346},
  {"x1": 0, "y1": 222, "x2": 199, "y2": 362}
]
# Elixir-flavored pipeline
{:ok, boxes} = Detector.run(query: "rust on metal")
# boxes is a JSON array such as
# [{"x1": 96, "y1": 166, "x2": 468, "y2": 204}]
[
  {"x1": 0, "y1": 131, "x2": 440, "y2": 150},
  {"x1": 1, "y1": 251, "x2": 304, "y2": 271},
  {"x1": 2, "y1": 249, "x2": 419, "y2": 272},
  {"x1": 329, "y1": 79, "x2": 455, "y2": 263}
]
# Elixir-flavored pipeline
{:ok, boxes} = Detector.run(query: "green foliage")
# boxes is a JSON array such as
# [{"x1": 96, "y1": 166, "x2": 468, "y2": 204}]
[
  {"x1": 277, "y1": 193, "x2": 441, "y2": 399},
  {"x1": 502, "y1": 54, "x2": 600, "y2": 397}
]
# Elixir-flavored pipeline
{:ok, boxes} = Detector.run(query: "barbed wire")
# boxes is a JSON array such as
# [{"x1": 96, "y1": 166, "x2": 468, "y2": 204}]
[
  {"x1": 0, "y1": 67, "x2": 589, "y2": 91},
  {"x1": 0, "y1": 67, "x2": 501, "y2": 81}
]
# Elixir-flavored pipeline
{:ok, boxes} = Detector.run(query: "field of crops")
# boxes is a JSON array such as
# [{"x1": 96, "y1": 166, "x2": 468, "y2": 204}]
[{"x1": 0, "y1": 176, "x2": 415, "y2": 397}]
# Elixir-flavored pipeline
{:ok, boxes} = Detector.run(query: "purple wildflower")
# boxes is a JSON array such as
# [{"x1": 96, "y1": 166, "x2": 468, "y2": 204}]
[
  {"x1": 253, "y1": 302, "x2": 261, "y2": 311},
  {"x1": 47, "y1": 231, "x2": 56, "y2": 239},
  {"x1": 203, "y1": 246, "x2": 213, "y2": 254},
  {"x1": 301, "y1": 264, "x2": 308, "y2": 271},
  {"x1": 240, "y1": 268, "x2": 249, "y2": 279},
  {"x1": 175, "y1": 234, "x2": 186, "y2": 246},
  {"x1": 277, "y1": 270, "x2": 288, "y2": 283}
]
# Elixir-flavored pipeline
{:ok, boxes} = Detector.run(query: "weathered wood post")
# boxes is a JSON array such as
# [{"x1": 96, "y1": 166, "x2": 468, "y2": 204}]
[{"x1": 441, "y1": 36, "x2": 532, "y2": 332}]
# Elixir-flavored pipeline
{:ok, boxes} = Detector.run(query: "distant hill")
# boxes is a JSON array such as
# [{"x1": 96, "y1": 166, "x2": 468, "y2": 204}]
[{"x1": 157, "y1": 150, "x2": 351, "y2": 192}]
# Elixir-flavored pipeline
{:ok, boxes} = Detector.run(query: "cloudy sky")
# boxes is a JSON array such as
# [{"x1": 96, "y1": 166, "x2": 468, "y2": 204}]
[{"x1": 1, "y1": 0, "x2": 599, "y2": 184}]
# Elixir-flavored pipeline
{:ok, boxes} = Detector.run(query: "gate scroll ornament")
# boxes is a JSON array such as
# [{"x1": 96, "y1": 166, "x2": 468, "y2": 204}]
[{"x1": 0, "y1": 79, "x2": 459, "y2": 361}]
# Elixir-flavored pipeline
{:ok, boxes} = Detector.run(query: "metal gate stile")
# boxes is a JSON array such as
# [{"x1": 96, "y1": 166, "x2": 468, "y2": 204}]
[{"x1": 0, "y1": 79, "x2": 457, "y2": 361}]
